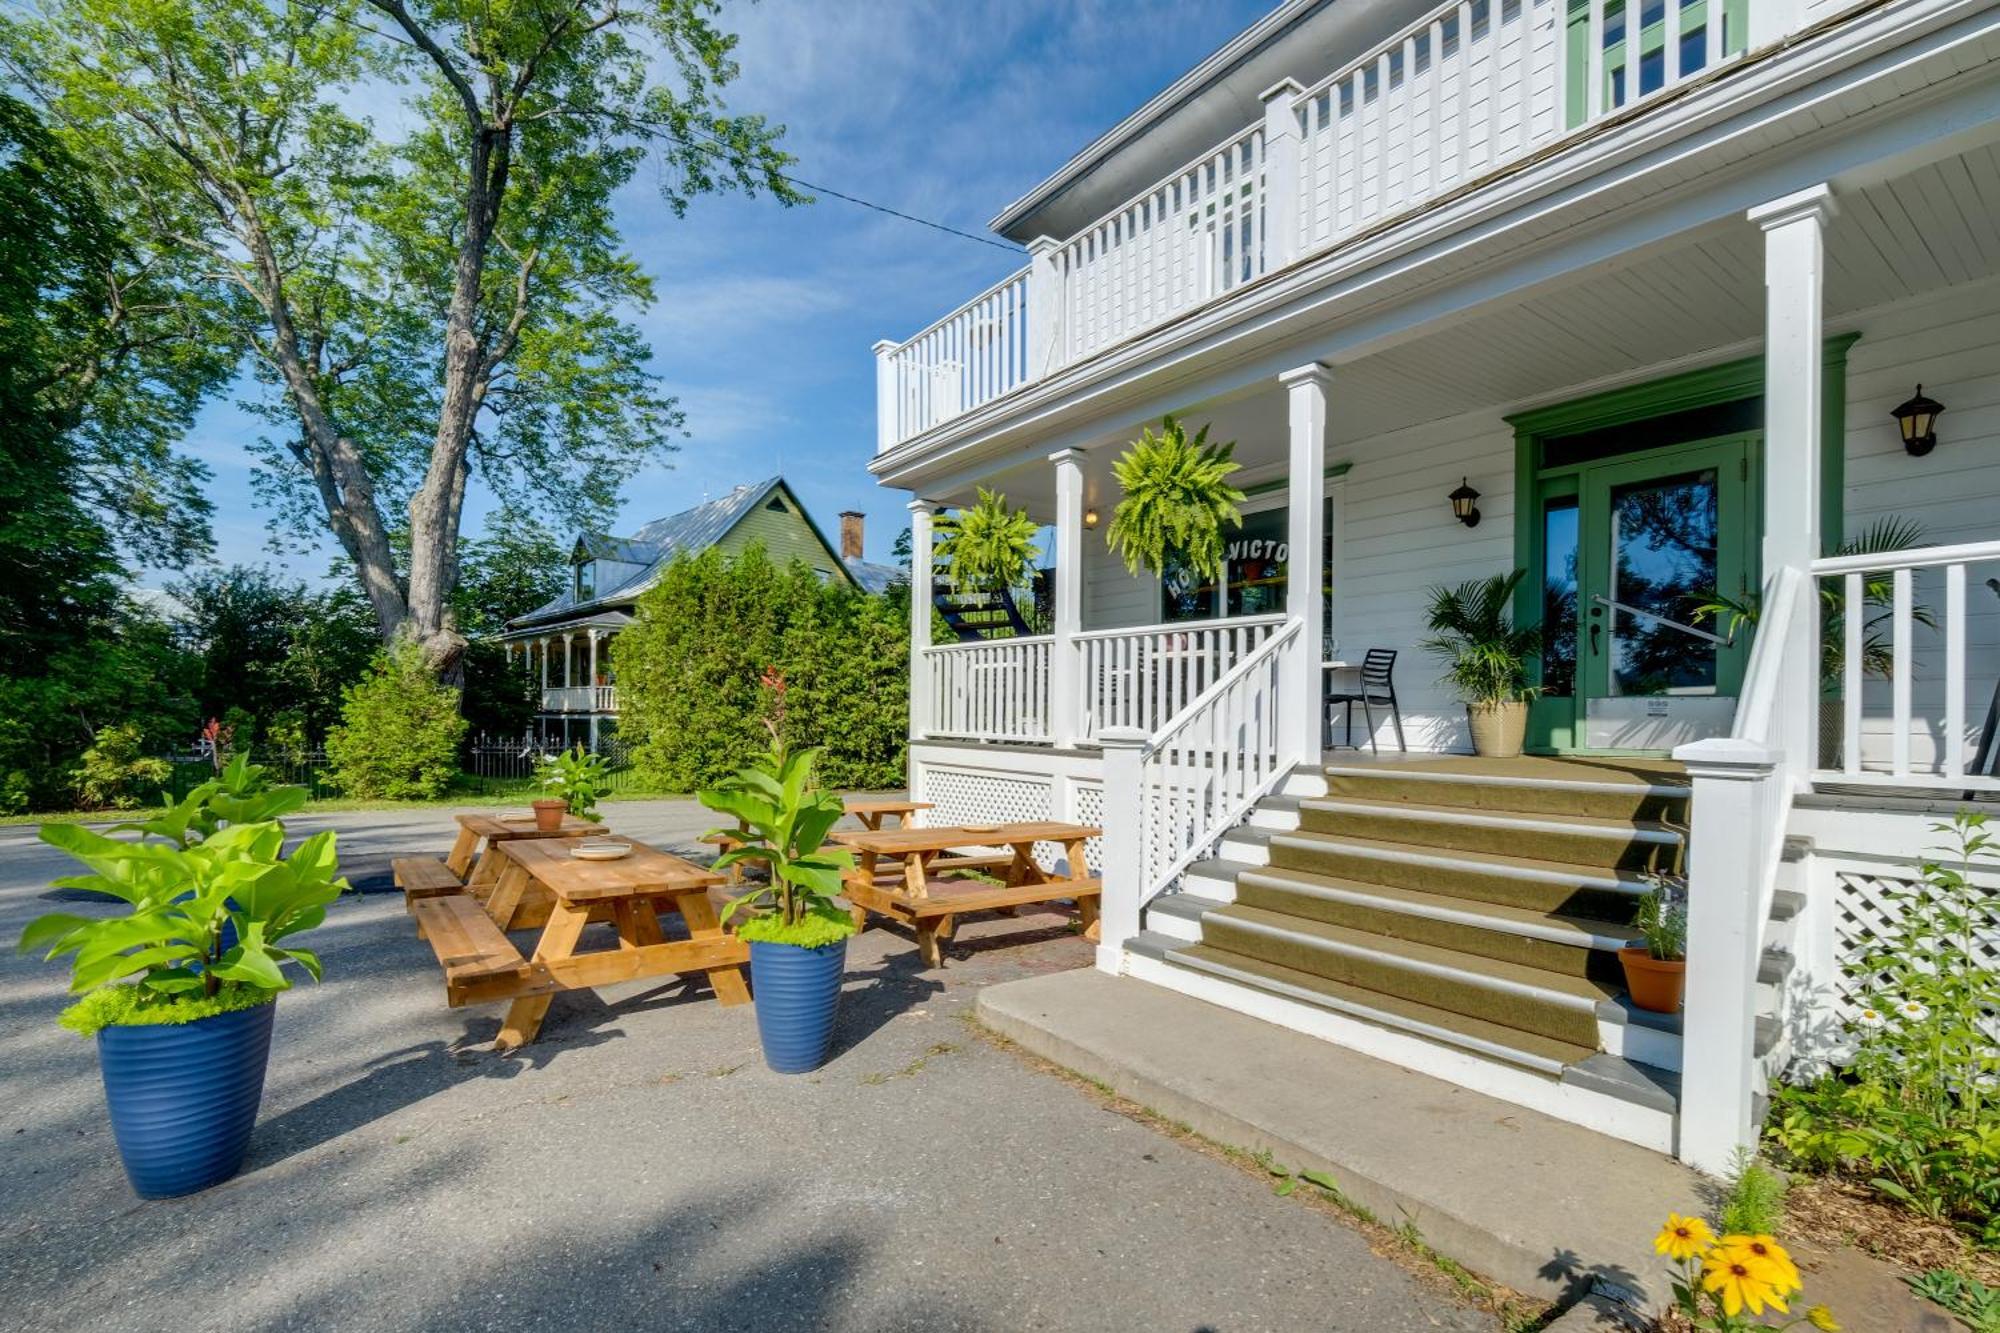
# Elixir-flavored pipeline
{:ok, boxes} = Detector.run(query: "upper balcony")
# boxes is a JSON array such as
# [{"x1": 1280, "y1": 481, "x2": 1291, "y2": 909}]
[{"x1": 874, "y1": 0, "x2": 1792, "y2": 453}]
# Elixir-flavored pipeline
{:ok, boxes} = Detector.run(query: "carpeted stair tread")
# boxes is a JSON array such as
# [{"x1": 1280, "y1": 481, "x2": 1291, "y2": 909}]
[
  {"x1": 1259, "y1": 829, "x2": 1654, "y2": 917},
  {"x1": 1321, "y1": 756, "x2": 1690, "y2": 820},
  {"x1": 1207, "y1": 903, "x2": 1618, "y2": 1005},
  {"x1": 1295, "y1": 796, "x2": 1685, "y2": 871},
  {"x1": 1231, "y1": 866, "x2": 1637, "y2": 979},
  {"x1": 1169, "y1": 942, "x2": 1597, "y2": 1072}
]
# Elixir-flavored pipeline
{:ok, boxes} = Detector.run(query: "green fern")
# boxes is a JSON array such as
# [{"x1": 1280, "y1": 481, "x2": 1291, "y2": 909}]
[
  {"x1": 1106, "y1": 416, "x2": 1246, "y2": 580},
  {"x1": 934, "y1": 488, "x2": 1041, "y2": 593}
]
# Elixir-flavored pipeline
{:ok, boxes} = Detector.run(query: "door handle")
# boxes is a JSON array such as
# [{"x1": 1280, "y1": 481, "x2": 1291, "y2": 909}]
[{"x1": 1589, "y1": 621, "x2": 1601, "y2": 655}]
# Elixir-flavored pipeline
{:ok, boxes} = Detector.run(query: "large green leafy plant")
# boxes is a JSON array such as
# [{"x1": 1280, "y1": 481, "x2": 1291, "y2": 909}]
[
  {"x1": 18, "y1": 759, "x2": 344, "y2": 1036},
  {"x1": 1767, "y1": 813, "x2": 2000, "y2": 1247},
  {"x1": 933, "y1": 488, "x2": 1040, "y2": 594},
  {"x1": 540, "y1": 744, "x2": 609, "y2": 821},
  {"x1": 1106, "y1": 416, "x2": 1245, "y2": 580},
  {"x1": 698, "y1": 738, "x2": 856, "y2": 951},
  {"x1": 1421, "y1": 570, "x2": 1543, "y2": 707}
]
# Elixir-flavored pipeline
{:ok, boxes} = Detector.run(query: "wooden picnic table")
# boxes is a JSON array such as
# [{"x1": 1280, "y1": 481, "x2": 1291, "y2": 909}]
[
  {"x1": 411, "y1": 836, "x2": 749, "y2": 1051},
  {"x1": 841, "y1": 798, "x2": 932, "y2": 831},
  {"x1": 836, "y1": 820, "x2": 1101, "y2": 967},
  {"x1": 446, "y1": 811, "x2": 603, "y2": 887}
]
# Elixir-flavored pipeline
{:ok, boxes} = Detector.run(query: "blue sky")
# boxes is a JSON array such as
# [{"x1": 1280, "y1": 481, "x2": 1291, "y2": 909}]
[{"x1": 165, "y1": 0, "x2": 1275, "y2": 583}]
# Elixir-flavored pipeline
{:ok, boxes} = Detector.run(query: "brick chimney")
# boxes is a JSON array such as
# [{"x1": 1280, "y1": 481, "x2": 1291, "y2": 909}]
[{"x1": 838, "y1": 510, "x2": 865, "y2": 562}]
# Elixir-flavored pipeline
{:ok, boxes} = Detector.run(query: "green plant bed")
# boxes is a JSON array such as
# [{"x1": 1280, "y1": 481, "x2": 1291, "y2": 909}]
[{"x1": 60, "y1": 983, "x2": 274, "y2": 1038}]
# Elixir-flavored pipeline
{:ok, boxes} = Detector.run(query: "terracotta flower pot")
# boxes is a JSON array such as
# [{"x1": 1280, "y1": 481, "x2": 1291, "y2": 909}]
[
  {"x1": 1619, "y1": 946, "x2": 1686, "y2": 1014},
  {"x1": 531, "y1": 798, "x2": 568, "y2": 832},
  {"x1": 1466, "y1": 701, "x2": 1529, "y2": 758}
]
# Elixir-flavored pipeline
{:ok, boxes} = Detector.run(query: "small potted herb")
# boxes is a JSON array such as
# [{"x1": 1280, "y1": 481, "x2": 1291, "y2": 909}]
[
  {"x1": 1620, "y1": 882, "x2": 1688, "y2": 1014},
  {"x1": 698, "y1": 741, "x2": 856, "y2": 1074},
  {"x1": 17, "y1": 764, "x2": 343, "y2": 1198},
  {"x1": 539, "y1": 744, "x2": 609, "y2": 824}
]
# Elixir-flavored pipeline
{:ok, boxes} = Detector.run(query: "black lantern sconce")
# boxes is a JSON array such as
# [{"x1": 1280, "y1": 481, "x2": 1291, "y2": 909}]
[
  {"x1": 1448, "y1": 477, "x2": 1482, "y2": 528},
  {"x1": 1892, "y1": 385, "x2": 1944, "y2": 457}
]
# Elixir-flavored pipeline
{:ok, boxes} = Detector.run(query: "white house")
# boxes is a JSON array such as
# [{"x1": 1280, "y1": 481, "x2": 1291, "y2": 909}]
[{"x1": 868, "y1": 0, "x2": 2000, "y2": 1171}]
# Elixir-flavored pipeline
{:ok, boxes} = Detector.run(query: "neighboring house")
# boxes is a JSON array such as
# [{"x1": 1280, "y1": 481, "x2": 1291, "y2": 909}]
[
  {"x1": 501, "y1": 477, "x2": 899, "y2": 747},
  {"x1": 869, "y1": 0, "x2": 2000, "y2": 1173}
]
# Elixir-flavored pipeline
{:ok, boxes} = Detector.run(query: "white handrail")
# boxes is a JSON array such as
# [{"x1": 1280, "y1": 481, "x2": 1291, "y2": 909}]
[
  {"x1": 1137, "y1": 620, "x2": 1303, "y2": 903},
  {"x1": 1072, "y1": 612, "x2": 1287, "y2": 643},
  {"x1": 1812, "y1": 538, "x2": 2000, "y2": 576}
]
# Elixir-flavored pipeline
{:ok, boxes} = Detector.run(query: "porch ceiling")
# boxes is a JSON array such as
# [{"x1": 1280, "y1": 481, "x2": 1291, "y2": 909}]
[{"x1": 929, "y1": 140, "x2": 2000, "y2": 518}]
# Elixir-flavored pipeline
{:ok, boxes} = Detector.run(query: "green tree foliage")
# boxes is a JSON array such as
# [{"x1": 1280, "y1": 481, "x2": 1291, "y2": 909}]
[
  {"x1": 3, "y1": 0, "x2": 797, "y2": 670},
  {"x1": 325, "y1": 642, "x2": 469, "y2": 798},
  {"x1": 616, "y1": 547, "x2": 907, "y2": 792},
  {"x1": 1107, "y1": 416, "x2": 1245, "y2": 580}
]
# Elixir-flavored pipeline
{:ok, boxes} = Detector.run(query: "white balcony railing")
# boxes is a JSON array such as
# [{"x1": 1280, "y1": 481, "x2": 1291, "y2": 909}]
[
  {"x1": 1812, "y1": 540, "x2": 2000, "y2": 791},
  {"x1": 923, "y1": 636, "x2": 1054, "y2": 743},
  {"x1": 541, "y1": 685, "x2": 618, "y2": 713},
  {"x1": 877, "y1": 0, "x2": 1754, "y2": 449}
]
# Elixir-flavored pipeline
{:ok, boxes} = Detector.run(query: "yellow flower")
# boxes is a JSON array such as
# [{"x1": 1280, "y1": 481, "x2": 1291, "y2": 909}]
[
  {"x1": 1715, "y1": 1233, "x2": 1803, "y2": 1295},
  {"x1": 1806, "y1": 1305, "x2": 1841, "y2": 1331},
  {"x1": 1653, "y1": 1213, "x2": 1716, "y2": 1263},
  {"x1": 1700, "y1": 1250, "x2": 1792, "y2": 1317}
]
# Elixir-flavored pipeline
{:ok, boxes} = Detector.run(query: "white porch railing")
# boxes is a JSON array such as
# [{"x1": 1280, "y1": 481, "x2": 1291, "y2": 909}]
[
  {"x1": 876, "y1": 0, "x2": 1752, "y2": 449},
  {"x1": 1076, "y1": 614, "x2": 1288, "y2": 741},
  {"x1": 1813, "y1": 539, "x2": 2000, "y2": 792},
  {"x1": 923, "y1": 636, "x2": 1054, "y2": 744},
  {"x1": 1138, "y1": 620, "x2": 1301, "y2": 898},
  {"x1": 541, "y1": 685, "x2": 617, "y2": 713}
]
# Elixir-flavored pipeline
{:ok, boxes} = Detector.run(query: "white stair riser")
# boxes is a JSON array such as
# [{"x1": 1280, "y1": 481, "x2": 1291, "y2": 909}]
[
  {"x1": 1282, "y1": 771, "x2": 1330, "y2": 799},
  {"x1": 1602, "y1": 1017, "x2": 1683, "y2": 1071},
  {"x1": 1218, "y1": 832, "x2": 1270, "y2": 866},
  {"x1": 1146, "y1": 908, "x2": 1204, "y2": 943},
  {"x1": 1247, "y1": 805, "x2": 1303, "y2": 832}
]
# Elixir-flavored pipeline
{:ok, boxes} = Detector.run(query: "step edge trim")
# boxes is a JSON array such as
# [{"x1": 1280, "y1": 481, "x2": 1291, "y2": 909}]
[
  {"x1": 1321, "y1": 764, "x2": 1689, "y2": 799},
  {"x1": 1298, "y1": 798, "x2": 1685, "y2": 844}
]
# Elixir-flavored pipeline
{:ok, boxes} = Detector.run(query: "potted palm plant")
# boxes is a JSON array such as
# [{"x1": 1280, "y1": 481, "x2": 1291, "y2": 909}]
[
  {"x1": 16, "y1": 763, "x2": 343, "y2": 1198},
  {"x1": 1106, "y1": 415, "x2": 1245, "y2": 580},
  {"x1": 1421, "y1": 569, "x2": 1543, "y2": 758},
  {"x1": 1620, "y1": 882, "x2": 1688, "y2": 1014}
]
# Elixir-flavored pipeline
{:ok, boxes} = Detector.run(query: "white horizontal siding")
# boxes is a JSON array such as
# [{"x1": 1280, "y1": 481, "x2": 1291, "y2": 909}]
[
  {"x1": 1082, "y1": 531, "x2": 1165, "y2": 631},
  {"x1": 1839, "y1": 279, "x2": 2000, "y2": 774}
]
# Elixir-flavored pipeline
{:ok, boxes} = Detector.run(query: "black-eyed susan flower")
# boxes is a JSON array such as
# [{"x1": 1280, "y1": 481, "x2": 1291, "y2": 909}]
[
  {"x1": 1806, "y1": 1304, "x2": 1841, "y2": 1331},
  {"x1": 1653, "y1": 1213, "x2": 1715, "y2": 1263},
  {"x1": 1701, "y1": 1249, "x2": 1792, "y2": 1317},
  {"x1": 1716, "y1": 1233, "x2": 1803, "y2": 1295}
]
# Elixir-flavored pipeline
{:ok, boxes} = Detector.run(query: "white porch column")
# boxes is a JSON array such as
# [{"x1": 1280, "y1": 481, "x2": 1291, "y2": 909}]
[
  {"x1": 1026, "y1": 236, "x2": 1064, "y2": 380},
  {"x1": 1280, "y1": 363, "x2": 1331, "y2": 759},
  {"x1": 1260, "y1": 81, "x2": 1305, "y2": 272},
  {"x1": 588, "y1": 629, "x2": 600, "y2": 690},
  {"x1": 1095, "y1": 727, "x2": 1148, "y2": 974},
  {"x1": 1050, "y1": 449, "x2": 1088, "y2": 748},
  {"x1": 1750, "y1": 184, "x2": 1834, "y2": 780},
  {"x1": 872, "y1": 339, "x2": 899, "y2": 453},
  {"x1": 562, "y1": 632, "x2": 574, "y2": 690},
  {"x1": 1675, "y1": 739, "x2": 1782, "y2": 1173},
  {"x1": 538, "y1": 637, "x2": 549, "y2": 692},
  {"x1": 908, "y1": 500, "x2": 936, "y2": 740}
]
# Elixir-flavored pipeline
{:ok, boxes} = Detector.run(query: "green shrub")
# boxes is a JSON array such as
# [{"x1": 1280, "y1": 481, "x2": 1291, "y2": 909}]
[
  {"x1": 324, "y1": 642, "x2": 468, "y2": 799},
  {"x1": 1718, "y1": 1148, "x2": 1789, "y2": 1236},
  {"x1": 616, "y1": 545, "x2": 907, "y2": 791},
  {"x1": 72, "y1": 723, "x2": 171, "y2": 810}
]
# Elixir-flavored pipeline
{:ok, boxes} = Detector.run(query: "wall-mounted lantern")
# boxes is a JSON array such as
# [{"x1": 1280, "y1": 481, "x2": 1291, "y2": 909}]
[
  {"x1": 1892, "y1": 385, "x2": 1944, "y2": 457},
  {"x1": 1448, "y1": 478, "x2": 1482, "y2": 528},
  {"x1": 1083, "y1": 507, "x2": 1099, "y2": 529}
]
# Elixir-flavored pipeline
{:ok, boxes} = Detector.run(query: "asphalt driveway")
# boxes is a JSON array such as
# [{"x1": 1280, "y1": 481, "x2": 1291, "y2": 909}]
[{"x1": 0, "y1": 800, "x2": 1498, "y2": 1332}]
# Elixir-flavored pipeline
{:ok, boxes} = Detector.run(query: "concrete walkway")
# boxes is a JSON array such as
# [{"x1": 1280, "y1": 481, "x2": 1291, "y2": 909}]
[
  {"x1": 977, "y1": 967, "x2": 1706, "y2": 1313},
  {"x1": 0, "y1": 801, "x2": 1498, "y2": 1333}
]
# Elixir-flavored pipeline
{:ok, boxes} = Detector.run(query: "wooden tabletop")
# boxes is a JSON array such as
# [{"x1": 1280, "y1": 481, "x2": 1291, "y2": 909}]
[
  {"x1": 842, "y1": 799, "x2": 933, "y2": 817},
  {"x1": 834, "y1": 820, "x2": 1100, "y2": 856},
  {"x1": 455, "y1": 812, "x2": 601, "y2": 840},
  {"x1": 497, "y1": 837, "x2": 721, "y2": 903}
]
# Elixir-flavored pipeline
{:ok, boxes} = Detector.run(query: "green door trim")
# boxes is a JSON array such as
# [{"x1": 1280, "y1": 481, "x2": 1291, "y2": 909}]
[{"x1": 1506, "y1": 335, "x2": 1859, "y2": 751}]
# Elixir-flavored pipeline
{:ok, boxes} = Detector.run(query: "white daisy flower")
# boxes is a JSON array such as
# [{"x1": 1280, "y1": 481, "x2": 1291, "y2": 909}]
[
  {"x1": 1856, "y1": 1007, "x2": 1888, "y2": 1029},
  {"x1": 1896, "y1": 1000, "x2": 1931, "y2": 1022}
]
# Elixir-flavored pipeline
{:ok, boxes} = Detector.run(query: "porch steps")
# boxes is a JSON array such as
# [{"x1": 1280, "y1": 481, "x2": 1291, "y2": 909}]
[{"x1": 1130, "y1": 755, "x2": 1775, "y2": 1152}]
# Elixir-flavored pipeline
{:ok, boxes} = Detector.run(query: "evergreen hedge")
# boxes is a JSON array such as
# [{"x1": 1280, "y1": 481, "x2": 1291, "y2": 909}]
[
  {"x1": 325, "y1": 642, "x2": 469, "y2": 799},
  {"x1": 614, "y1": 546, "x2": 908, "y2": 791}
]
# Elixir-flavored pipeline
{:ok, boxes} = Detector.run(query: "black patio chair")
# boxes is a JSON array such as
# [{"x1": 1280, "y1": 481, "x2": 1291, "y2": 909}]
[{"x1": 1325, "y1": 649, "x2": 1406, "y2": 754}]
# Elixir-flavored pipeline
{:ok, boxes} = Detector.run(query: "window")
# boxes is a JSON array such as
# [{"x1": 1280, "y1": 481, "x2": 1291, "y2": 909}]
[
  {"x1": 575, "y1": 561, "x2": 596, "y2": 600},
  {"x1": 1161, "y1": 495, "x2": 1334, "y2": 625}
]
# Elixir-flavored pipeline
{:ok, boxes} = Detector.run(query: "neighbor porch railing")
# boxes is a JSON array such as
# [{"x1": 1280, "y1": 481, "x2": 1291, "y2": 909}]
[
  {"x1": 541, "y1": 685, "x2": 618, "y2": 713},
  {"x1": 876, "y1": 0, "x2": 1756, "y2": 449},
  {"x1": 923, "y1": 635, "x2": 1055, "y2": 744},
  {"x1": 1812, "y1": 539, "x2": 2000, "y2": 792}
]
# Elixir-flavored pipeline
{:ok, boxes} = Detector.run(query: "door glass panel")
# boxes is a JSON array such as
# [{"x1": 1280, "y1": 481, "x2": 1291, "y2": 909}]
[
  {"x1": 1608, "y1": 469, "x2": 1719, "y2": 696},
  {"x1": 1542, "y1": 498, "x2": 1579, "y2": 697}
]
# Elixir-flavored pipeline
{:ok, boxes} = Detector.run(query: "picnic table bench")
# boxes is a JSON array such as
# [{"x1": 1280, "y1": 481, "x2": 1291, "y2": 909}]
[
  {"x1": 836, "y1": 820, "x2": 1101, "y2": 967},
  {"x1": 411, "y1": 836, "x2": 748, "y2": 1050}
]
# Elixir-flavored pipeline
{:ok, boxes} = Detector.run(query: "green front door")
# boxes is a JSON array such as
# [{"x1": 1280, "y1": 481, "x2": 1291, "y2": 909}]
[{"x1": 1531, "y1": 434, "x2": 1759, "y2": 752}]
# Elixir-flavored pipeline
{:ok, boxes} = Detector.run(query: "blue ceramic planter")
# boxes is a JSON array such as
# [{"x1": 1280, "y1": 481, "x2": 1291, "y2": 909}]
[
  {"x1": 97, "y1": 1000, "x2": 275, "y2": 1199},
  {"x1": 747, "y1": 939, "x2": 846, "y2": 1074}
]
